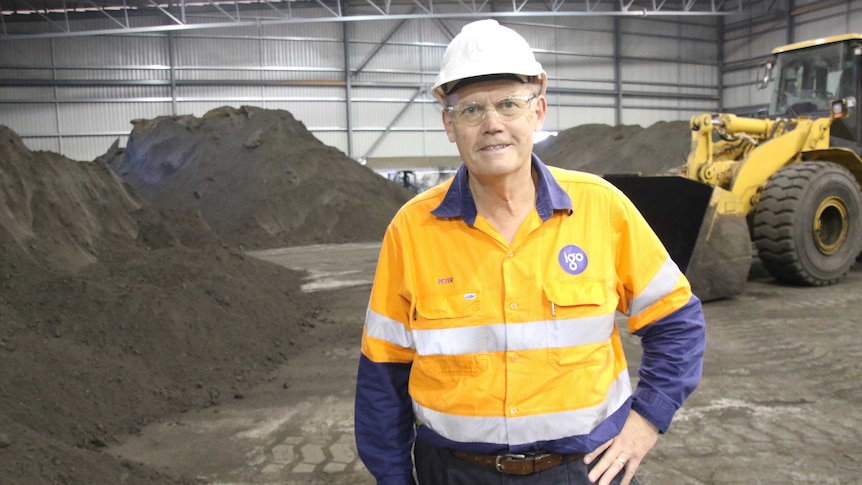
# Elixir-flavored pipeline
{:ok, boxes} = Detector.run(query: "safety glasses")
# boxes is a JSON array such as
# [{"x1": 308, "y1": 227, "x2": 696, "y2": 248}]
[{"x1": 446, "y1": 95, "x2": 537, "y2": 126}]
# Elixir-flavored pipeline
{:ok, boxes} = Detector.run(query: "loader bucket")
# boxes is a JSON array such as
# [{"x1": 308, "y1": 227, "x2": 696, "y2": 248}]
[{"x1": 603, "y1": 174, "x2": 753, "y2": 302}]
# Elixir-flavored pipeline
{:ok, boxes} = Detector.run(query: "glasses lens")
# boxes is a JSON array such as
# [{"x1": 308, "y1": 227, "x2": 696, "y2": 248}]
[
  {"x1": 453, "y1": 102, "x2": 485, "y2": 125},
  {"x1": 495, "y1": 96, "x2": 532, "y2": 119},
  {"x1": 449, "y1": 95, "x2": 535, "y2": 126}
]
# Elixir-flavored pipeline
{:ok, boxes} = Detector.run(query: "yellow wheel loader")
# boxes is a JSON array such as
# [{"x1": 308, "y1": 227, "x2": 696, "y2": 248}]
[{"x1": 605, "y1": 33, "x2": 862, "y2": 301}]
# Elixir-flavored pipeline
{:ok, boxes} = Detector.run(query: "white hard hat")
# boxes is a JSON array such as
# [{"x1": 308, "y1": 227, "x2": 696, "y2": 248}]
[{"x1": 432, "y1": 19, "x2": 546, "y2": 102}]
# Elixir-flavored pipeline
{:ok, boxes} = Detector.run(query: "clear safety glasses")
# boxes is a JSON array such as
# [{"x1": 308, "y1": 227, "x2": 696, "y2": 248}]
[{"x1": 445, "y1": 95, "x2": 538, "y2": 126}]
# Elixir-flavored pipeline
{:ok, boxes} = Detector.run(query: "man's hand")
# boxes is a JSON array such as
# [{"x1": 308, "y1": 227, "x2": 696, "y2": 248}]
[{"x1": 583, "y1": 410, "x2": 659, "y2": 485}]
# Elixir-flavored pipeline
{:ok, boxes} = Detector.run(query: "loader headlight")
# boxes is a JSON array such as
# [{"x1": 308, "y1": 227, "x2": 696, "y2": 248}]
[
  {"x1": 832, "y1": 100, "x2": 844, "y2": 118},
  {"x1": 831, "y1": 97, "x2": 855, "y2": 120}
]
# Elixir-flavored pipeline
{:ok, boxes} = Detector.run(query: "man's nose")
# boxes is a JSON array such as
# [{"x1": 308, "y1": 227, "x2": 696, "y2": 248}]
[{"x1": 481, "y1": 107, "x2": 506, "y2": 128}]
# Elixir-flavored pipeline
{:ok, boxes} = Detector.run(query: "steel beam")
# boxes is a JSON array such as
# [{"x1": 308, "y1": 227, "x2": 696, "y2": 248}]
[{"x1": 1, "y1": 0, "x2": 752, "y2": 40}]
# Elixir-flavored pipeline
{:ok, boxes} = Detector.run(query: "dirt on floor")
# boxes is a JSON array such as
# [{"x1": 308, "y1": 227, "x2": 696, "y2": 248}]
[{"x1": 0, "y1": 109, "x2": 709, "y2": 485}]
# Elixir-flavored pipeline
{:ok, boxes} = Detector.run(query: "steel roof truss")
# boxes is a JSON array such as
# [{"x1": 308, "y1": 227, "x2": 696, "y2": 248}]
[
  {"x1": 16, "y1": 0, "x2": 69, "y2": 31},
  {"x1": 363, "y1": 0, "x2": 388, "y2": 15},
  {"x1": 411, "y1": 0, "x2": 433, "y2": 15},
  {"x1": 588, "y1": 0, "x2": 607, "y2": 12},
  {"x1": 84, "y1": 0, "x2": 129, "y2": 27},
  {"x1": 145, "y1": 0, "x2": 183, "y2": 24},
  {"x1": 312, "y1": 0, "x2": 341, "y2": 17},
  {"x1": 0, "y1": 0, "x2": 762, "y2": 39},
  {"x1": 548, "y1": 0, "x2": 567, "y2": 13},
  {"x1": 262, "y1": 0, "x2": 289, "y2": 18},
  {"x1": 206, "y1": 0, "x2": 238, "y2": 21},
  {"x1": 453, "y1": 0, "x2": 487, "y2": 14}
]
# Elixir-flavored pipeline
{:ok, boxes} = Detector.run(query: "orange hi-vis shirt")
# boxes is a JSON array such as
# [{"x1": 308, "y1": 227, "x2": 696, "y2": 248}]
[{"x1": 359, "y1": 156, "x2": 701, "y2": 453}]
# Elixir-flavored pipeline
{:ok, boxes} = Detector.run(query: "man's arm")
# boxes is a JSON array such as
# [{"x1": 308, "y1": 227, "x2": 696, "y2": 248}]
[
  {"x1": 607, "y1": 178, "x2": 707, "y2": 428},
  {"x1": 355, "y1": 355, "x2": 416, "y2": 485},
  {"x1": 355, "y1": 221, "x2": 418, "y2": 484},
  {"x1": 631, "y1": 295, "x2": 706, "y2": 432},
  {"x1": 585, "y1": 296, "x2": 705, "y2": 485},
  {"x1": 586, "y1": 180, "x2": 707, "y2": 485}
]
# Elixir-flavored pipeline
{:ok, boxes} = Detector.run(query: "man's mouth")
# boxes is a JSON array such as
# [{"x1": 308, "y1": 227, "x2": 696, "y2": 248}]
[{"x1": 480, "y1": 144, "x2": 510, "y2": 152}]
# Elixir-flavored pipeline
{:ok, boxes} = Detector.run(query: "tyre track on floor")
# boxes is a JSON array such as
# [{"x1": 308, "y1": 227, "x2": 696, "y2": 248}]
[{"x1": 647, "y1": 270, "x2": 862, "y2": 484}]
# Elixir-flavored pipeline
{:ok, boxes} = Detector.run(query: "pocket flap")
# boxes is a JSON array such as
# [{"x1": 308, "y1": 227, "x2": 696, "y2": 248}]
[
  {"x1": 543, "y1": 281, "x2": 607, "y2": 307},
  {"x1": 416, "y1": 292, "x2": 481, "y2": 319},
  {"x1": 417, "y1": 353, "x2": 489, "y2": 376}
]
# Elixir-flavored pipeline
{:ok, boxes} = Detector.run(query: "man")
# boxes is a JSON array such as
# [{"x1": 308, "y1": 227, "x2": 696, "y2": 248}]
[{"x1": 355, "y1": 19, "x2": 706, "y2": 485}]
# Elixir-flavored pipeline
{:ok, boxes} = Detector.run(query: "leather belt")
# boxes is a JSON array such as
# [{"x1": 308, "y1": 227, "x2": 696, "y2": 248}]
[{"x1": 452, "y1": 451, "x2": 586, "y2": 475}]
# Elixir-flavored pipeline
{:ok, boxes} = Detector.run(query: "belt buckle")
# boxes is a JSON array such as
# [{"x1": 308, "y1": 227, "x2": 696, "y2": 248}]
[
  {"x1": 495, "y1": 454, "x2": 526, "y2": 472},
  {"x1": 494, "y1": 452, "x2": 555, "y2": 474}
]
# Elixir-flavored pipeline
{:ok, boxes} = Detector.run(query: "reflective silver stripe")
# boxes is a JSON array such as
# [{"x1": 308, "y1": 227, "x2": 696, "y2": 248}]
[
  {"x1": 629, "y1": 256, "x2": 682, "y2": 317},
  {"x1": 412, "y1": 314, "x2": 615, "y2": 356},
  {"x1": 413, "y1": 369, "x2": 633, "y2": 445},
  {"x1": 365, "y1": 307, "x2": 414, "y2": 348}
]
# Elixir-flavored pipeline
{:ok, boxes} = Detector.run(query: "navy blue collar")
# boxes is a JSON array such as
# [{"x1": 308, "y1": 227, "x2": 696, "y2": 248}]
[{"x1": 431, "y1": 154, "x2": 573, "y2": 226}]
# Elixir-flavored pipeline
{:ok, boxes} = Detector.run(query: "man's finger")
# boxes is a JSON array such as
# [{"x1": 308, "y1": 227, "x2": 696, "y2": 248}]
[
  {"x1": 617, "y1": 456, "x2": 641, "y2": 485},
  {"x1": 620, "y1": 462, "x2": 638, "y2": 485},
  {"x1": 583, "y1": 439, "x2": 612, "y2": 465},
  {"x1": 588, "y1": 450, "x2": 623, "y2": 485}
]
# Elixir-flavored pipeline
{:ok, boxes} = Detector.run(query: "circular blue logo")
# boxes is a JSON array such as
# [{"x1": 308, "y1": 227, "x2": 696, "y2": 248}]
[{"x1": 558, "y1": 245, "x2": 588, "y2": 275}]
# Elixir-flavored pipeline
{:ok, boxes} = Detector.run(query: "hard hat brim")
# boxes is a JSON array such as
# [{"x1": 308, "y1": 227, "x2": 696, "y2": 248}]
[
  {"x1": 440, "y1": 74, "x2": 530, "y2": 95},
  {"x1": 433, "y1": 73, "x2": 547, "y2": 104}
]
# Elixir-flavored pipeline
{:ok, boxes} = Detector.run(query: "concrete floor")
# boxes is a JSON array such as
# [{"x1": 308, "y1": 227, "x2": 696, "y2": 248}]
[{"x1": 110, "y1": 244, "x2": 862, "y2": 485}]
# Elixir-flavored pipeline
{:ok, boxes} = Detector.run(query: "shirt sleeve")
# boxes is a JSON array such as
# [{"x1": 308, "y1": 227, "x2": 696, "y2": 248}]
[
  {"x1": 354, "y1": 220, "x2": 418, "y2": 484},
  {"x1": 631, "y1": 295, "x2": 705, "y2": 432},
  {"x1": 355, "y1": 356, "x2": 416, "y2": 485}
]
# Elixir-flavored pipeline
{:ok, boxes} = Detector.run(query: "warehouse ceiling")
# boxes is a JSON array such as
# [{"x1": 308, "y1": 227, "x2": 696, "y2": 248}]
[{"x1": 1, "y1": 0, "x2": 752, "y2": 39}]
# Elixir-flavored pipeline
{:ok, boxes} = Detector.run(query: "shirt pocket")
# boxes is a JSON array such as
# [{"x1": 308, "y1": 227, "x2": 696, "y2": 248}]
[
  {"x1": 542, "y1": 281, "x2": 609, "y2": 320},
  {"x1": 412, "y1": 292, "x2": 487, "y2": 378},
  {"x1": 414, "y1": 353, "x2": 490, "y2": 378},
  {"x1": 414, "y1": 291, "x2": 481, "y2": 329},
  {"x1": 542, "y1": 281, "x2": 615, "y2": 369}
]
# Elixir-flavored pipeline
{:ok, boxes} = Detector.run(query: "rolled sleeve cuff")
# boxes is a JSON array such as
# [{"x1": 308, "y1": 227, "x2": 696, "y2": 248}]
[{"x1": 631, "y1": 388, "x2": 679, "y2": 433}]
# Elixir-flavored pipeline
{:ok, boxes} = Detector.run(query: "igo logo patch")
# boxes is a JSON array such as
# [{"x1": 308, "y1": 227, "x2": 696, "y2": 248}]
[{"x1": 558, "y1": 245, "x2": 588, "y2": 275}]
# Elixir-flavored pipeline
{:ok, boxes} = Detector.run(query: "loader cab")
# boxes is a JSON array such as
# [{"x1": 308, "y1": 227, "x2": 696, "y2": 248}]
[{"x1": 767, "y1": 34, "x2": 862, "y2": 152}]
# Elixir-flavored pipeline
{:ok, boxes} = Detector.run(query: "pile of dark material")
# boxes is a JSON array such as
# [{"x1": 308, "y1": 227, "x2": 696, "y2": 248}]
[
  {"x1": 0, "y1": 107, "x2": 693, "y2": 485},
  {"x1": 103, "y1": 105, "x2": 412, "y2": 250},
  {"x1": 535, "y1": 120, "x2": 691, "y2": 175},
  {"x1": 0, "y1": 107, "x2": 410, "y2": 485}
]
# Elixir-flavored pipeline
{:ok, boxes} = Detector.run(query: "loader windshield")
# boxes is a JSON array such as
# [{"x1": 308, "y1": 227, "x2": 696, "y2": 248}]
[{"x1": 770, "y1": 42, "x2": 855, "y2": 117}]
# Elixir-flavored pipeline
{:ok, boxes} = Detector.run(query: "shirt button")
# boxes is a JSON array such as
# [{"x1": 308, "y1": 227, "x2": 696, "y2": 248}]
[
  {"x1": 512, "y1": 354, "x2": 519, "y2": 362},
  {"x1": 510, "y1": 407, "x2": 518, "y2": 414},
  {"x1": 507, "y1": 252, "x2": 514, "y2": 258},
  {"x1": 509, "y1": 303, "x2": 518, "y2": 310}
]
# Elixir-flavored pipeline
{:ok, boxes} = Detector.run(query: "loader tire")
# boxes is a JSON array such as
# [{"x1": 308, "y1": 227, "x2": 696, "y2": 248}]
[{"x1": 752, "y1": 161, "x2": 862, "y2": 286}]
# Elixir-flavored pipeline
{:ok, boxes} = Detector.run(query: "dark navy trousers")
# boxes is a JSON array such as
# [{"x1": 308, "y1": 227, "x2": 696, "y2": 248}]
[{"x1": 414, "y1": 436, "x2": 641, "y2": 485}]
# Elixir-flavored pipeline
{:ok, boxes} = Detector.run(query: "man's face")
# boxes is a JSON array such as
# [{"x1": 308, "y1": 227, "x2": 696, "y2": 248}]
[{"x1": 442, "y1": 79, "x2": 546, "y2": 182}]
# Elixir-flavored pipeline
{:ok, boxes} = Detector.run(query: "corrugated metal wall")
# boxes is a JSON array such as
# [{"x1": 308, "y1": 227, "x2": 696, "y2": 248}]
[
  {"x1": 0, "y1": 8, "x2": 760, "y2": 164},
  {"x1": 0, "y1": 10, "x2": 725, "y2": 164}
]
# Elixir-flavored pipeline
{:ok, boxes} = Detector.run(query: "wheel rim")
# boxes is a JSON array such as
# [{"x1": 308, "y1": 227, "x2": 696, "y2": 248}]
[{"x1": 813, "y1": 196, "x2": 849, "y2": 255}]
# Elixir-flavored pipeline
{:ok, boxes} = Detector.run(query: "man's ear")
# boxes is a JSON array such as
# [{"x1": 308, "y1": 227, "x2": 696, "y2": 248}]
[{"x1": 533, "y1": 95, "x2": 548, "y2": 130}]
